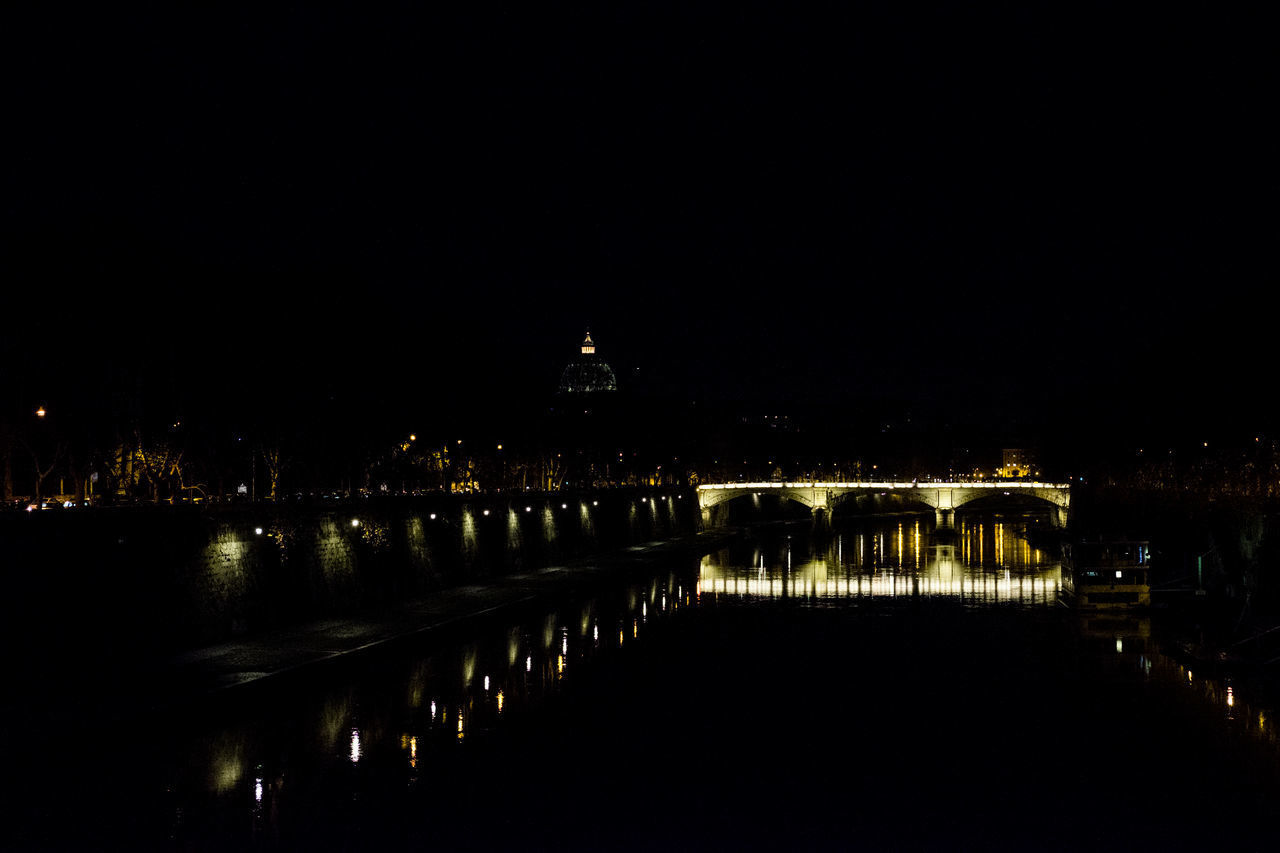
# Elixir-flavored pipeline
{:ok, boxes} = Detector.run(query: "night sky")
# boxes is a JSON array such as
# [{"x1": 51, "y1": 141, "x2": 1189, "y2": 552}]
[{"x1": 3, "y1": 4, "x2": 1272, "y2": 448}]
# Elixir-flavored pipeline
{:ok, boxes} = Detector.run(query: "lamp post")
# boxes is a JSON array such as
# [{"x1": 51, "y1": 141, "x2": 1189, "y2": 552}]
[{"x1": 27, "y1": 403, "x2": 61, "y2": 505}]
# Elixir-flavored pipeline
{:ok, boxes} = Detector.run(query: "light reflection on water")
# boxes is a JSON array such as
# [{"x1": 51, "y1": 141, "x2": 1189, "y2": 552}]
[
  {"x1": 1082, "y1": 612, "x2": 1280, "y2": 752},
  {"x1": 148, "y1": 566, "x2": 692, "y2": 847},
  {"x1": 699, "y1": 516, "x2": 1062, "y2": 605},
  {"x1": 15, "y1": 514, "x2": 1280, "y2": 849}
]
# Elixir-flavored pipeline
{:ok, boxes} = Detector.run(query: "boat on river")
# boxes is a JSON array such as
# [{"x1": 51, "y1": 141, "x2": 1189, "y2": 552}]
[{"x1": 1062, "y1": 536, "x2": 1152, "y2": 609}]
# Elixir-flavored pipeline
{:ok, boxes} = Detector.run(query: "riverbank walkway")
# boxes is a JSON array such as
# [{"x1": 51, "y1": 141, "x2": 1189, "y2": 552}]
[{"x1": 8, "y1": 529, "x2": 736, "y2": 737}]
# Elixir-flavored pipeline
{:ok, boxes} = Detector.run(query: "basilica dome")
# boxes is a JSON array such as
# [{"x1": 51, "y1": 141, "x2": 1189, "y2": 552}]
[{"x1": 557, "y1": 330, "x2": 618, "y2": 394}]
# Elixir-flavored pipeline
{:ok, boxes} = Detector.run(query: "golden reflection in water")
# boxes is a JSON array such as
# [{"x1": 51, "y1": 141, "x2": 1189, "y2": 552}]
[
  {"x1": 317, "y1": 695, "x2": 351, "y2": 751},
  {"x1": 1165, "y1": 660, "x2": 1278, "y2": 749},
  {"x1": 208, "y1": 737, "x2": 246, "y2": 794},
  {"x1": 462, "y1": 645, "x2": 477, "y2": 689},
  {"x1": 349, "y1": 728, "x2": 361, "y2": 764},
  {"x1": 508, "y1": 628, "x2": 521, "y2": 667},
  {"x1": 408, "y1": 672, "x2": 424, "y2": 709},
  {"x1": 496, "y1": 691, "x2": 504, "y2": 715},
  {"x1": 698, "y1": 549, "x2": 1062, "y2": 604}
]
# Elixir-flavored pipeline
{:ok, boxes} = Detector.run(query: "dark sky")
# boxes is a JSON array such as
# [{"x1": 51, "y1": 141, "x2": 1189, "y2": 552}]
[{"x1": 3, "y1": 4, "x2": 1272, "y2": 443}]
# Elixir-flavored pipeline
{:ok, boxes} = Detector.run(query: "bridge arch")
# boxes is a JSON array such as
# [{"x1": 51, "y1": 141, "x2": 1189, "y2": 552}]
[
  {"x1": 828, "y1": 490, "x2": 935, "y2": 520},
  {"x1": 697, "y1": 485, "x2": 831, "y2": 528}
]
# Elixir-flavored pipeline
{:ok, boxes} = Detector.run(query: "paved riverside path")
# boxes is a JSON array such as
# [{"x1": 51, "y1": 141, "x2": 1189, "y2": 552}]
[{"x1": 27, "y1": 530, "x2": 736, "y2": 732}]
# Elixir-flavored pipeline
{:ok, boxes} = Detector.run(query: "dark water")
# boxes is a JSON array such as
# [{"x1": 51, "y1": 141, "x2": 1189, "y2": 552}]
[{"x1": 9, "y1": 514, "x2": 1280, "y2": 850}]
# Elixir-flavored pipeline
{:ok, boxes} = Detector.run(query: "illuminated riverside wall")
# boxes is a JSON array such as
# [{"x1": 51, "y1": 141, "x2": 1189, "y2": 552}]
[{"x1": 0, "y1": 489, "x2": 699, "y2": 654}]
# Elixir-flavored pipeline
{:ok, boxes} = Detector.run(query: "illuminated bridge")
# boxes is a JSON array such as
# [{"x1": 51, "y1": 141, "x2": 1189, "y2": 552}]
[{"x1": 696, "y1": 481, "x2": 1071, "y2": 530}]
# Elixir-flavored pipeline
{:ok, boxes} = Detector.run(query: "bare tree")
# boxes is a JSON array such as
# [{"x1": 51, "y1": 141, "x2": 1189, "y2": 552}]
[
  {"x1": 259, "y1": 444, "x2": 284, "y2": 501},
  {"x1": 132, "y1": 429, "x2": 185, "y2": 503},
  {"x1": 542, "y1": 452, "x2": 566, "y2": 491},
  {"x1": 21, "y1": 437, "x2": 66, "y2": 504}
]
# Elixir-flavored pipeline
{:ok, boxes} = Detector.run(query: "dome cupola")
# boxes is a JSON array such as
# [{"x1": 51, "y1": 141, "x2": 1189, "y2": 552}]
[{"x1": 558, "y1": 328, "x2": 617, "y2": 394}]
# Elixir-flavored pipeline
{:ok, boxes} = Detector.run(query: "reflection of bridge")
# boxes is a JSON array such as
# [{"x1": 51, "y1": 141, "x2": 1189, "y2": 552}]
[
  {"x1": 696, "y1": 481, "x2": 1071, "y2": 529},
  {"x1": 697, "y1": 559, "x2": 1065, "y2": 605}
]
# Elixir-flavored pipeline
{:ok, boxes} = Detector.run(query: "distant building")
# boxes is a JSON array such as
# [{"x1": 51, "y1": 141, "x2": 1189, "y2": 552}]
[
  {"x1": 557, "y1": 330, "x2": 618, "y2": 394},
  {"x1": 997, "y1": 449, "x2": 1037, "y2": 478},
  {"x1": 739, "y1": 413, "x2": 795, "y2": 431}
]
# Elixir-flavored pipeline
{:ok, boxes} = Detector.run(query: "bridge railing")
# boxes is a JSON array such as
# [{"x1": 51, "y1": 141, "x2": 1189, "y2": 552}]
[{"x1": 695, "y1": 481, "x2": 1071, "y2": 491}]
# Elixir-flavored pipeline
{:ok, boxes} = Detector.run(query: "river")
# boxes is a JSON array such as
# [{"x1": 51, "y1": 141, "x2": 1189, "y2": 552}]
[{"x1": 9, "y1": 512, "x2": 1280, "y2": 850}]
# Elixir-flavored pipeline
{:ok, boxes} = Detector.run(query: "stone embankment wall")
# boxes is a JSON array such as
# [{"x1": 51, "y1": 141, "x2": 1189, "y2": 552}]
[{"x1": 1, "y1": 489, "x2": 699, "y2": 657}]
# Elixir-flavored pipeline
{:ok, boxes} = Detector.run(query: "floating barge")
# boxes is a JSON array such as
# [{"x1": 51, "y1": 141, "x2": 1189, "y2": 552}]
[{"x1": 1062, "y1": 536, "x2": 1152, "y2": 609}]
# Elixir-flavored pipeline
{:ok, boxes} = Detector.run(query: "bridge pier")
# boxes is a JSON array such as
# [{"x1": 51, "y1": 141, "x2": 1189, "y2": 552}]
[
  {"x1": 700, "y1": 506, "x2": 716, "y2": 531},
  {"x1": 812, "y1": 506, "x2": 830, "y2": 534},
  {"x1": 934, "y1": 508, "x2": 955, "y2": 530}
]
